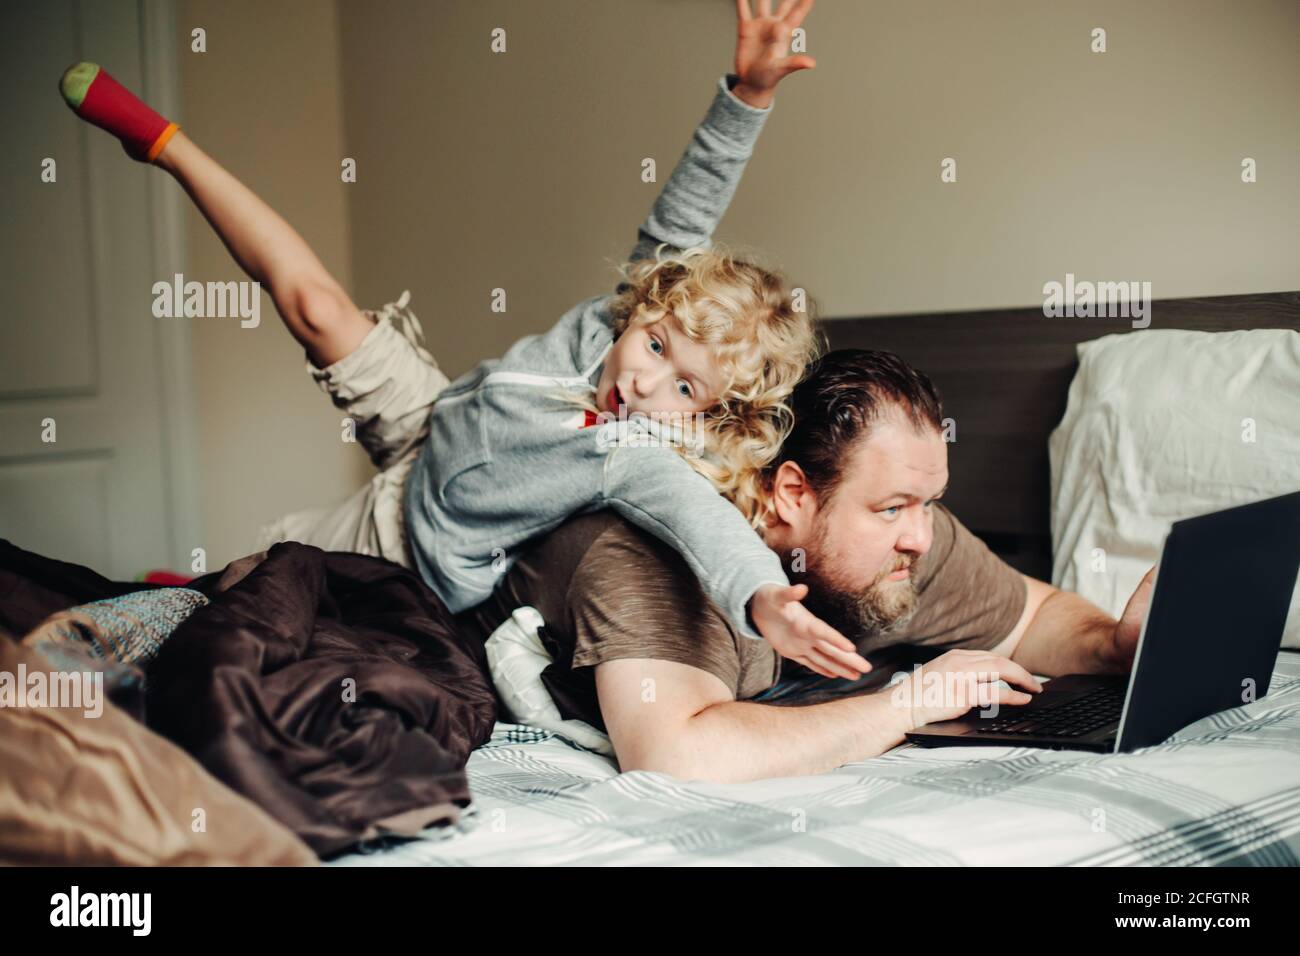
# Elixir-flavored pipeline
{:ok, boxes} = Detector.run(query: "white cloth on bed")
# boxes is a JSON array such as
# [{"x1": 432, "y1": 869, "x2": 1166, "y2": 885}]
[{"x1": 483, "y1": 606, "x2": 614, "y2": 757}]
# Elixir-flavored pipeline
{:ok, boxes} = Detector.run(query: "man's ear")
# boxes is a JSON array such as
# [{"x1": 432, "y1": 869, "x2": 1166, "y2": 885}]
[{"x1": 767, "y1": 460, "x2": 819, "y2": 530}]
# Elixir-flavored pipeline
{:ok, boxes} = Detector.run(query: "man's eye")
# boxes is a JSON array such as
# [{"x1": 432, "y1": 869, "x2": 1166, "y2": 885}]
[
  {"x1": 884, "y1": 506, "x2": 901, "y2": 517},
  {"x1": 676, "y1": 380, "x2": 692, "y2": 398}
]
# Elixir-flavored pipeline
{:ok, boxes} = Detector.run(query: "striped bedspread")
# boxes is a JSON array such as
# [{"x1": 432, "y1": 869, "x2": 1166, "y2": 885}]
[{"x1": 333, "y1": 650, "x2": 1300, "y2": 866}]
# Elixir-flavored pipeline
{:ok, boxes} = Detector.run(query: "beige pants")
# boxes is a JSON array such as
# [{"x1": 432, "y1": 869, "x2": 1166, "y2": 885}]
[{"x1": 258, "y1": 292, "x2": 449, "y2": 568}]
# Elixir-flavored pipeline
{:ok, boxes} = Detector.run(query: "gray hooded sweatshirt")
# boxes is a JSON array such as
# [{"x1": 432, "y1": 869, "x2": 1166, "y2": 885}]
[{"x1": 404, "y1": 73, "x2": 789, "y2": 640}]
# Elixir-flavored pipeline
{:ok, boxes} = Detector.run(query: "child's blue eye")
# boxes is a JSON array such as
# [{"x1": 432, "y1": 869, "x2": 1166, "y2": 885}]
[
  {"x1": 676, "y1": 380, "x2": 692, "y2": 398},
  {"x1": 649, "y1": 338, "x2": 664, "y2": 355}
]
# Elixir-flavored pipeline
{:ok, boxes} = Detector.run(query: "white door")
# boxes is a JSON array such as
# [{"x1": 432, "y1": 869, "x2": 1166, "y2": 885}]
[{"x1": 0, "y1": 0, "x2": 199, "y2": 580}]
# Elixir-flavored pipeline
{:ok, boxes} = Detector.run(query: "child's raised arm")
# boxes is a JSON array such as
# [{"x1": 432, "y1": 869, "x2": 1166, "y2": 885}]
[{"x1": 624, "y1": 0, "x2": 817, "y2": 269}]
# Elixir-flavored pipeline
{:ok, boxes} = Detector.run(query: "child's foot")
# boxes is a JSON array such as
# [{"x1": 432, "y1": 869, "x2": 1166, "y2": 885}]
[{"x1": 59, "y1": 62, "x2": 179, "y2": 163}]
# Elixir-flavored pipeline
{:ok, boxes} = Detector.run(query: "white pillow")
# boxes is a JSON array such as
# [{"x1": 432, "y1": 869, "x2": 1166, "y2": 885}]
[
  {"x1": 483, "y1": 606, "x2": 615, "y2": 756},
  {"x1": 1049, "y1": 328, "x2": 1300, "y2": 648}
]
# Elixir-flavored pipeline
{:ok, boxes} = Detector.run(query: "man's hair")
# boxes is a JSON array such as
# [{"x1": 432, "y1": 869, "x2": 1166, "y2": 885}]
[{"x1": 765, "y1": 348, "x2": 944, "y2": 507}]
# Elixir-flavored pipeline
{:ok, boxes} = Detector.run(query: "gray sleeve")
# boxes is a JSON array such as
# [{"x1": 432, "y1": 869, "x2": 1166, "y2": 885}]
[
  {"x1": 625, "y1": 73, "x2": 775, "y2": 268},
  {"x1": 600, "y1": 443, "x2": 788, "y2": 642}
]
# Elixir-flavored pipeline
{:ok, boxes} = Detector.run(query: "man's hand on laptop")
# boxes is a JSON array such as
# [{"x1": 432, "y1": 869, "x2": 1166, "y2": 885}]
[
  {"x1": 894, "y1": 650, "x2": 1044, "y2": 730},
  {"x1": 1109, "y1": 565, "x2": 1156, "y2": 671},
  {"x1": 750, "y1": 582, "x2": 873, "y2": 679}
]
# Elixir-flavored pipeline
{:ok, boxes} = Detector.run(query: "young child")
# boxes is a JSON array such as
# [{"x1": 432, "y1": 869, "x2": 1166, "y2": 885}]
[{"x1": 59, "y1": 0, "x2": 869, "y2": 679}]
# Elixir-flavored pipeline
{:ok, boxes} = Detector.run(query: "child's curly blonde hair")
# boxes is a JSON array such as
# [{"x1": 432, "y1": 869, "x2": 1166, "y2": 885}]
[{"x1": 594, "y1": 242, "x2": 823, "y2": 528}]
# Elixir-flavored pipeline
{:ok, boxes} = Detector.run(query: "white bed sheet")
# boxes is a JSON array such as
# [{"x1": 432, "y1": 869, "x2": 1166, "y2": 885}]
[{"x1": 332, "y1": 651, "x2": 1300, "y2": 867}]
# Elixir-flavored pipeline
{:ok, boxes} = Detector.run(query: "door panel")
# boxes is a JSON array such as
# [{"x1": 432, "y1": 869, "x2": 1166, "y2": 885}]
[{"x1": 0, "y1": 0, "x2": 193, "y2": 579}]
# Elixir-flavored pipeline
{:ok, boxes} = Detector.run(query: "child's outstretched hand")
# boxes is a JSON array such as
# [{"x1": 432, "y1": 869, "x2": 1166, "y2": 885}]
[
  {"x1": 732, "y1": 0, "x2": 818, "y2": 107},
  {"x1": 750, "y1": 583, "x2": 872, "y2": 679}
]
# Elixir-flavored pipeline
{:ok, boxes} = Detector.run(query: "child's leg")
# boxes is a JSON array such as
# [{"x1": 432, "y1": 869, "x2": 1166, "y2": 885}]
[
  {"x1": 155, "y1": 133, "x2": 373, "y2": 366},
  {"x1": 61, "y1": 63, "x2": 372, "y2": 367}
]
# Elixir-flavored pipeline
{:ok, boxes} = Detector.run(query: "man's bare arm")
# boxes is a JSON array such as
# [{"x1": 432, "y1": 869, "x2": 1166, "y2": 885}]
[
  {"x1": 988, "y1": 574, "x2": 1135, "y2": 676},
  {"x1": 597, "y1": 658, "x2": 913, "y2": 782}
]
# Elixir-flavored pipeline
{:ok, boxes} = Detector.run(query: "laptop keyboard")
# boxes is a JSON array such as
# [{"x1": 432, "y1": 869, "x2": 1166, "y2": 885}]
[{"x1": 974, "y1": 683, "x2": 1127, "y2": 738}]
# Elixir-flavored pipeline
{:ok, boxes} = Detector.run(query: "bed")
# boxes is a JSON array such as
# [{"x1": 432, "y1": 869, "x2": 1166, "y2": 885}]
[
  {"x1": 4, "y1": 292, "x2": 1297, "y2": 867},
  {"x1": 334, "y1": 649, "x2": 1300, "y2": 867},
  {"x1": 328, "y1": 289, "x2": 1300, "y2": 867}
]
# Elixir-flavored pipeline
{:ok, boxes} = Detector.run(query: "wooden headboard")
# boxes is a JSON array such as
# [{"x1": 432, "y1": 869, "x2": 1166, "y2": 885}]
[{"x1": 823, "y1": 290, "x2": 1300, "y2": 580}]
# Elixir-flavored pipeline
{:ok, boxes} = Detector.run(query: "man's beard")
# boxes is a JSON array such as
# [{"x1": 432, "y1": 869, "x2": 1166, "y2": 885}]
[{"x1": 791, "y1": 520, "x2": 922, "y2": 639}]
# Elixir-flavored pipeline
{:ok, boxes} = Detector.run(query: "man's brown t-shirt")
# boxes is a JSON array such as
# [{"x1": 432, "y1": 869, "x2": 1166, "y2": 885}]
[{"x1": 458, "y1": 504, "x2": 1027, "y2": 730}]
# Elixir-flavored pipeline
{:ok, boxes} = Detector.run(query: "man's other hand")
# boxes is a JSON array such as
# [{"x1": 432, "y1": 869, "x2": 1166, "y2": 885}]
[{"x1": 1110, "y1": 566, "x2": 1156, "y2": 669}]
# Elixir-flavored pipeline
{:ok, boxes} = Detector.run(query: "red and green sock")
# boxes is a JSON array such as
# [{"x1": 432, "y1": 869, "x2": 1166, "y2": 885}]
[{"x1": 59, "y1": 62, "x2": 179, "y2": 163}]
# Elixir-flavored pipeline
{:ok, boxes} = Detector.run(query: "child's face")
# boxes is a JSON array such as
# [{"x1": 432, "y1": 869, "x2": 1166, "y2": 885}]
[{"x1": 596, "y1": 315, "x2": 722, "y2": 416}]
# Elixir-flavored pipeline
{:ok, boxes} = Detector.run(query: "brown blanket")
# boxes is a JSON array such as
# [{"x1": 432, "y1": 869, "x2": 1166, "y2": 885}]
[
  {"x1": 0, "y1": 631, "x2": 318, "y2": 866},
  {"x1": 0, "y1": 539, "x2": 499, "y2": 858}
]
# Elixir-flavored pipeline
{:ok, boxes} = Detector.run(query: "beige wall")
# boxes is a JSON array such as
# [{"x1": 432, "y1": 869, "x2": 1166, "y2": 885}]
[
  {"x1": 180, "y1": 0, "x2": 1300, "y2": 564},
  {"x1": 179, "y1": 0, "x2": 371, "y2": 567},
  {"x1": 336, "y1": 0, "x2": 1300, "y2": 384}
]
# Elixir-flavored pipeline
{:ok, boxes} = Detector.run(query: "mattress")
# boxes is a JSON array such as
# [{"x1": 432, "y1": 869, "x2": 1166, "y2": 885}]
[{"x1": 332, "y1": 650, "x2": 1300, "y2": 866}]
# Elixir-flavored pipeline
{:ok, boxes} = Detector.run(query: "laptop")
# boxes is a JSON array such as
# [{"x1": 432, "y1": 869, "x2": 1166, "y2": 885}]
[{"x1": 905, "y1": 490, "x2": 1300, "y2": 754}]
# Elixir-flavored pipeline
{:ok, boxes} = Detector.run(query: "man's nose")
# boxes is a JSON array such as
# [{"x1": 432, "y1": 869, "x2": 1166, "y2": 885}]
[{"x1": 897, "y1": 509, "x2": 934, "y2": 555}]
